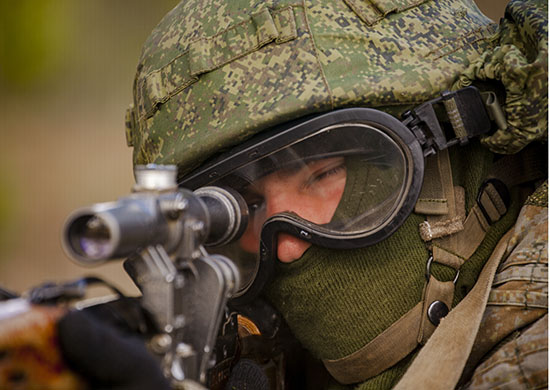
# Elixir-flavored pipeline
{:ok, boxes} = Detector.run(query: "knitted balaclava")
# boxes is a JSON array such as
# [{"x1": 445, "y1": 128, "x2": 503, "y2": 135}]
[{"x1": 266, "y1": 142, "x2": 521, "y2": 389}]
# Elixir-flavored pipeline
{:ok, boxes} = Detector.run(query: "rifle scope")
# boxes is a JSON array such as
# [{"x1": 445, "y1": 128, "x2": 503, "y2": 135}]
[{"x1": 62, "y1": 166, "x2": 248, "y2": 265}]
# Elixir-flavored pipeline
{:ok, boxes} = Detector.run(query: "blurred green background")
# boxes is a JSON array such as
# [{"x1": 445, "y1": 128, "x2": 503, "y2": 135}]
[{"x1": 0, "y1": 1, "x2": 509, "y2": 296}]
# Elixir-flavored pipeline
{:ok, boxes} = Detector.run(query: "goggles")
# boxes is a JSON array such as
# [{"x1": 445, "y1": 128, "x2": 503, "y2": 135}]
[{"x1": 179, "y1": 87, "x2": 496, "y2": 304}]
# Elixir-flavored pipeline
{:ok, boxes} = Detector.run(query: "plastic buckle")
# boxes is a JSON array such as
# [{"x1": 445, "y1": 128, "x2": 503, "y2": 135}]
[
  {"x1": 476, "y1": 179, "x2": 510, "y2": 225},
  {"x1": 402, "y1": 86, "x2": 492, "y2": 156}
]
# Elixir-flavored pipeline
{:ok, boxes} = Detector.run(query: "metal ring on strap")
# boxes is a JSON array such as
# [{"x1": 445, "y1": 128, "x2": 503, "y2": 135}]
[{"x1": 425, "y1": 255, "x2": 460, "y2": 284}]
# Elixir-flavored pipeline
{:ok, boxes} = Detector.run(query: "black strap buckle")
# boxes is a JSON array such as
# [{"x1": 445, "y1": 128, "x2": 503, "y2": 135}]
[
  {"x1": 476, "y1": 179, "x2": 510, "y2": 225},
  {"x1": 402, "y1": 86, "x2": 493, "y2": 156}
]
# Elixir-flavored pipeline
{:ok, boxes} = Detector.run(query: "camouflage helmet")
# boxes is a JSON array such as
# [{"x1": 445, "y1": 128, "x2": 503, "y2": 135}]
[{"x1": 125, "y1": 0, "x2": 499, "y2": 176}]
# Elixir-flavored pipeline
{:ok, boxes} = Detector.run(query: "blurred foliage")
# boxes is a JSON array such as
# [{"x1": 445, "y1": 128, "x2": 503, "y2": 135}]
[{"x1": 0, "y1": 0, "x2": 73, "y2": 90}]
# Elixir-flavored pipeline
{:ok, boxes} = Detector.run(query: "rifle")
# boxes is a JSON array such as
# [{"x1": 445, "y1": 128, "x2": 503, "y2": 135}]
[{"x1": 61, "y1": 164, "x2": 248, "y2": 389}]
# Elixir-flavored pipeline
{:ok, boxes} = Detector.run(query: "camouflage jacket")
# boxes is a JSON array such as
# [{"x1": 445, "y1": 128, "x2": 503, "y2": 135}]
[{"x1": 461, "y1": 182, "x2": 548, "y2": 389}]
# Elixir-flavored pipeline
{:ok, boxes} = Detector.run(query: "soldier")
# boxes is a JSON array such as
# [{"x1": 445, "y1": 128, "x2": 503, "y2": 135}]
[
  {"x1": 2, "y1": 0, "x2": 538, "y2": 389},
  {"x1": 122, "y1": 0, "x2": 548, "y2": 388}
]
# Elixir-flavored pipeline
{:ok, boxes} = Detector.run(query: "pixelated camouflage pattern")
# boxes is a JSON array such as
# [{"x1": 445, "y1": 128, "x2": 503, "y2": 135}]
[
  {"x1": 466, "y1": 315, "x2": 547, "y2": 390},
  {"x1": 453, "y1": 0, "x2": 548, "y2": 154},
  {"x1": 461, "y1": 183, "x2": 548, "y2": 389},
  {"x1": 126, "y1": 0, "x2": 498, "y2": 175}
]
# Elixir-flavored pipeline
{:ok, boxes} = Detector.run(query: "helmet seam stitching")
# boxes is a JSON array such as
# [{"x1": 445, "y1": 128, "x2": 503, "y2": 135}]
[{"x1": 301, "y1": 0, "x2": 335, "y2": 110}]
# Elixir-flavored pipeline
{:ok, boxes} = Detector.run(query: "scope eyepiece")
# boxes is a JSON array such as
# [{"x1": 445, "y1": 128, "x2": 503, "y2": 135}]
[{"x1": 194, "y1": 186, "x2": 249, "y2": 248}]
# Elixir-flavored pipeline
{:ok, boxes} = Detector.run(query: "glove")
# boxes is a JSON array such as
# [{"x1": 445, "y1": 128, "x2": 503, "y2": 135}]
[{"x1": 58, "y1": 309, "x2": 171, "y2": 390}]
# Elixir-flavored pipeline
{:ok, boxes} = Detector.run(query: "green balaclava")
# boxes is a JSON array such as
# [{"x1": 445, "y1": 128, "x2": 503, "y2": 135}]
[{"x1": 126, "y1": 0, "x2": 547, "y2": 388}]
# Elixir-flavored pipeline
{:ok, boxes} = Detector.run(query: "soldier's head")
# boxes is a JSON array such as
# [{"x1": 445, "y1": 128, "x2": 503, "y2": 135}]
[{"x1": 126, "y1": 0, "x2": 546, "y2": 386}]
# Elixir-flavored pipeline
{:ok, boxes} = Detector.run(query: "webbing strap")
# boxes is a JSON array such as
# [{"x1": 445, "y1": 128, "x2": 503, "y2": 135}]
[
  {"x1": 416, "y1": 149, "x2": 465, "y2": 231},
  {"x1": 434, "y1": 198, "x2": 490, "y2": 261},
  {"x1": 416, "y1": 149, "x2": 469, "y2": 270},
  {"x1": 323, "y1": 303, "x2": 423, "y2": 384},
  {"x1": 443, "y1": 96, "x2": 468, "y2": 139},
  {"x1": 393, "y1": 229, "x2": 513, "y2": 390},
  {"x1": 417, "y1": 150, "x2": 521, "y2": 270},
  {"x1": 415, "y1": 151, "x2": 451, "y2": 215},
  {"x1": 418, "y1": 276, "x2": 455, "y2": 344},
  {"x1": 432, "y1": 246, "x2": 465, "y2": 269},
  {"x1": 430, "y1": 180, "x2": 508, "y2": 268},
  {"x1": 418, "y1": 187, "x2": 465, "y2": 241}
]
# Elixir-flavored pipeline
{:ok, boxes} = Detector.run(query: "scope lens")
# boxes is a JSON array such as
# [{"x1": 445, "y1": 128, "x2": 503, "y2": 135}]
[{"x1": 77, "y1": 216, "x2": 112, "y2": 259}]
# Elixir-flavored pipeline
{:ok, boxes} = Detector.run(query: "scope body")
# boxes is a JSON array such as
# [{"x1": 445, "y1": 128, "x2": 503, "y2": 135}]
[{"x1": 63, "y1": 187, "x2": 247, "y2": 265}]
